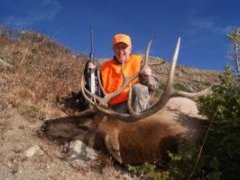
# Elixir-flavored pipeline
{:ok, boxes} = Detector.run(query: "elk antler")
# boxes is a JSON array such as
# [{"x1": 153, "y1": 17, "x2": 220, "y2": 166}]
[
  {"x1": 81, "y1": 38, "x2": 177, "y2": 120},
  {"x1": 81, "y1": 37, "x2": 211, "y2": 121}
]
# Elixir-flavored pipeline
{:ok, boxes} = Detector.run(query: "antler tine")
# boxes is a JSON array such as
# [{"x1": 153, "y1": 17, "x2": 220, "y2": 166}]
[
  {"x1": 142, "y1": 36, "x2": 156, "y2": 69},
  {"x1": 102, "y1": 60, "x2": 138, "y2": 104},
  {"x1": 126, "y1": 37, "x2": 157, "y2": 115},
  {"x1": 120, "y1": 58, "x2": 127, "y2": 81},
  {"x1": 93, "y1": 103, "x2": 136, "y2": 121},
  {"x1": 96, "y1": 69, "x2": 107, "y2": 96},
  {"x1": 81, "y1": 76, "x2": 96, "y2": 106},
  {"x1": 127, "y1": 85, "x2": 136, "y2": 115},
  {"x1": 171, "y1": 87, "x2": 212, "y2": 100},
  {"x1": 167, "y1": 37, "x2": 181, "y2": 91}
]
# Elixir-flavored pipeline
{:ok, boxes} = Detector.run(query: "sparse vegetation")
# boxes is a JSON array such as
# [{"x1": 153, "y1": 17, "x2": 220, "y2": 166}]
[{"x1": 0, "y1": 26, "x2": 88, "y2": 119}]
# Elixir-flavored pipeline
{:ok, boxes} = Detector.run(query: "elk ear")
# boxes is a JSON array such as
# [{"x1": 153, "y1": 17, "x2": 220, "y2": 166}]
[{"x1": 105, "y1": 134, "x2": 122, "y2": 164}]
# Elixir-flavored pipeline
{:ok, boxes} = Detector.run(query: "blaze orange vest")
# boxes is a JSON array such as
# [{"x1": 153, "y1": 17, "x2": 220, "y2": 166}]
[{"x1": 101, "y1": 54, "x2": 142, "y2": 105}]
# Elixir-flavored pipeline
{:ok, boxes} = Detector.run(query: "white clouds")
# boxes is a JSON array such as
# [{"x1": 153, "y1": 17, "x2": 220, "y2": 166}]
[
  {"x1": 31, "y1": 0, "x2": 62, "y2": 21},
  {"x1": 185, "y1": 8, "x2": 236, "y2": 36},
  {"x1": 5, "y1": 0, "x2": 62, "y2": 28},
  {"x1": 189, "y1": 17, "x2": 234, "y2": 35}
]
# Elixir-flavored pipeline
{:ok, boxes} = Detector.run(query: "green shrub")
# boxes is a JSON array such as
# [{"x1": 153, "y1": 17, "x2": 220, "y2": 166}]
[
  {"x1": 196, "y1": 66, "x2": 240, "y2": 180},
  {"x1": 127, "y1": 162, "x2": 170, "y2": 180}
]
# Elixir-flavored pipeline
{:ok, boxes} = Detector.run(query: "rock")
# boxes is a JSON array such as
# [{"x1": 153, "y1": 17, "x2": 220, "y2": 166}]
[
  {"x1": 23, "y1": 145, "x2": 40, "y2": 158},
  {"x1": 65, "y1": 140, "x2": 99, "y2": 161}
]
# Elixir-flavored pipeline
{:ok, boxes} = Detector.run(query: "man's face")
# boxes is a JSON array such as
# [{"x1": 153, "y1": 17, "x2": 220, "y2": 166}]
[{"x1": 113, "y1": 42, "x2": 132, "y2": 63}]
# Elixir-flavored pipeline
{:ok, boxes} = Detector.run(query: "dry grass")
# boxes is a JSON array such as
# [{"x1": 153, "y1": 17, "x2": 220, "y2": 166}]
[{"x1": 0, "y1": 29, "x2": 88, "y2": 119}]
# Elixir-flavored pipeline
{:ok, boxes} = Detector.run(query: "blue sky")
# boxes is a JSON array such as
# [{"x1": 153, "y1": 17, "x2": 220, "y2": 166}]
[{"x1": 0, "y1": 0, "x2": 239, "y2": 70}]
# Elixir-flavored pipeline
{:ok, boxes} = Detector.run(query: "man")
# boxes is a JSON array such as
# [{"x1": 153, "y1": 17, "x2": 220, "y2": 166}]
[{"x1": 87, "y1": 33, "x2": 159, "y2": 113}]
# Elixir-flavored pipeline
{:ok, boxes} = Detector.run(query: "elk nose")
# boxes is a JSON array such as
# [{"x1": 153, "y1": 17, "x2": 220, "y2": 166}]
[{"x1": 41, "y1": 121, "x2": 49, "y2": 132}]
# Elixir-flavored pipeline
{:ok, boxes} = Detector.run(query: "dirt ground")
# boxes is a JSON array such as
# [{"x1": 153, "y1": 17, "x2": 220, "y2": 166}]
[{"x1": 0, "y1": 97, "x2": 207, "y2": 180}]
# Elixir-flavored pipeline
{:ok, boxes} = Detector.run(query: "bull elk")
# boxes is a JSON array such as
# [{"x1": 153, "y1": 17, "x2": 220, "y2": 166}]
[{"x1": 42, "y1": 37, "x2": 210, "y2": 166}]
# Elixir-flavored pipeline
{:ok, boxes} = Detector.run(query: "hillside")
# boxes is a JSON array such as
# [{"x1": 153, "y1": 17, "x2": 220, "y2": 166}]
[{"x1": 0, "y1": 30, "x2": 221, "y2": 179}]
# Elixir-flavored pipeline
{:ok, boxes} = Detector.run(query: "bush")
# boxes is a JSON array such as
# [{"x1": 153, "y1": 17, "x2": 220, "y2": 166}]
[{"x1": 196, "y1": 66, "x2": 240, "y2": 179}]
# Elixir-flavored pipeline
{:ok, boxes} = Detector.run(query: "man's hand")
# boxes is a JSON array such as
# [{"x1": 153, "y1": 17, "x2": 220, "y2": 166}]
[
  {"x1": 139, "y1": 66, "x2": 159, "y2": 90},
  {"x1": 88, "y1": 62, "x2": 97, "y2": 69},
  {"x1": 140, "y1": 66, "x2": 152, "y2": 76}
]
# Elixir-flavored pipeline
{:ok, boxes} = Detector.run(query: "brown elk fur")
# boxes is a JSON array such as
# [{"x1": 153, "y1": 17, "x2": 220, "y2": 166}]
[{"x1": 42, "y1": 97, "x2": 208, "y2": 166}]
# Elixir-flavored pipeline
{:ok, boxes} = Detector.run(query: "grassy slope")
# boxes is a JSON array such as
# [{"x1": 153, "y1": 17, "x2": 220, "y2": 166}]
[{"x1": 0, "y1": 30, "x2": 221, "y2": 179}]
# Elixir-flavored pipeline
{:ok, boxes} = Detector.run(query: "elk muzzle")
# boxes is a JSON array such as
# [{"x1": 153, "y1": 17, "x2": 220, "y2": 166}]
[{"x1": 41, "y1": 116, "x2": 92, "y2": 139}]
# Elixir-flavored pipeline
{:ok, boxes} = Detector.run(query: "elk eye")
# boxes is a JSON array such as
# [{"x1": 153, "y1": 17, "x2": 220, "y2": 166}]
[{"x1": 78, "y1": 125, "x2": 89, "y2": 131}]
